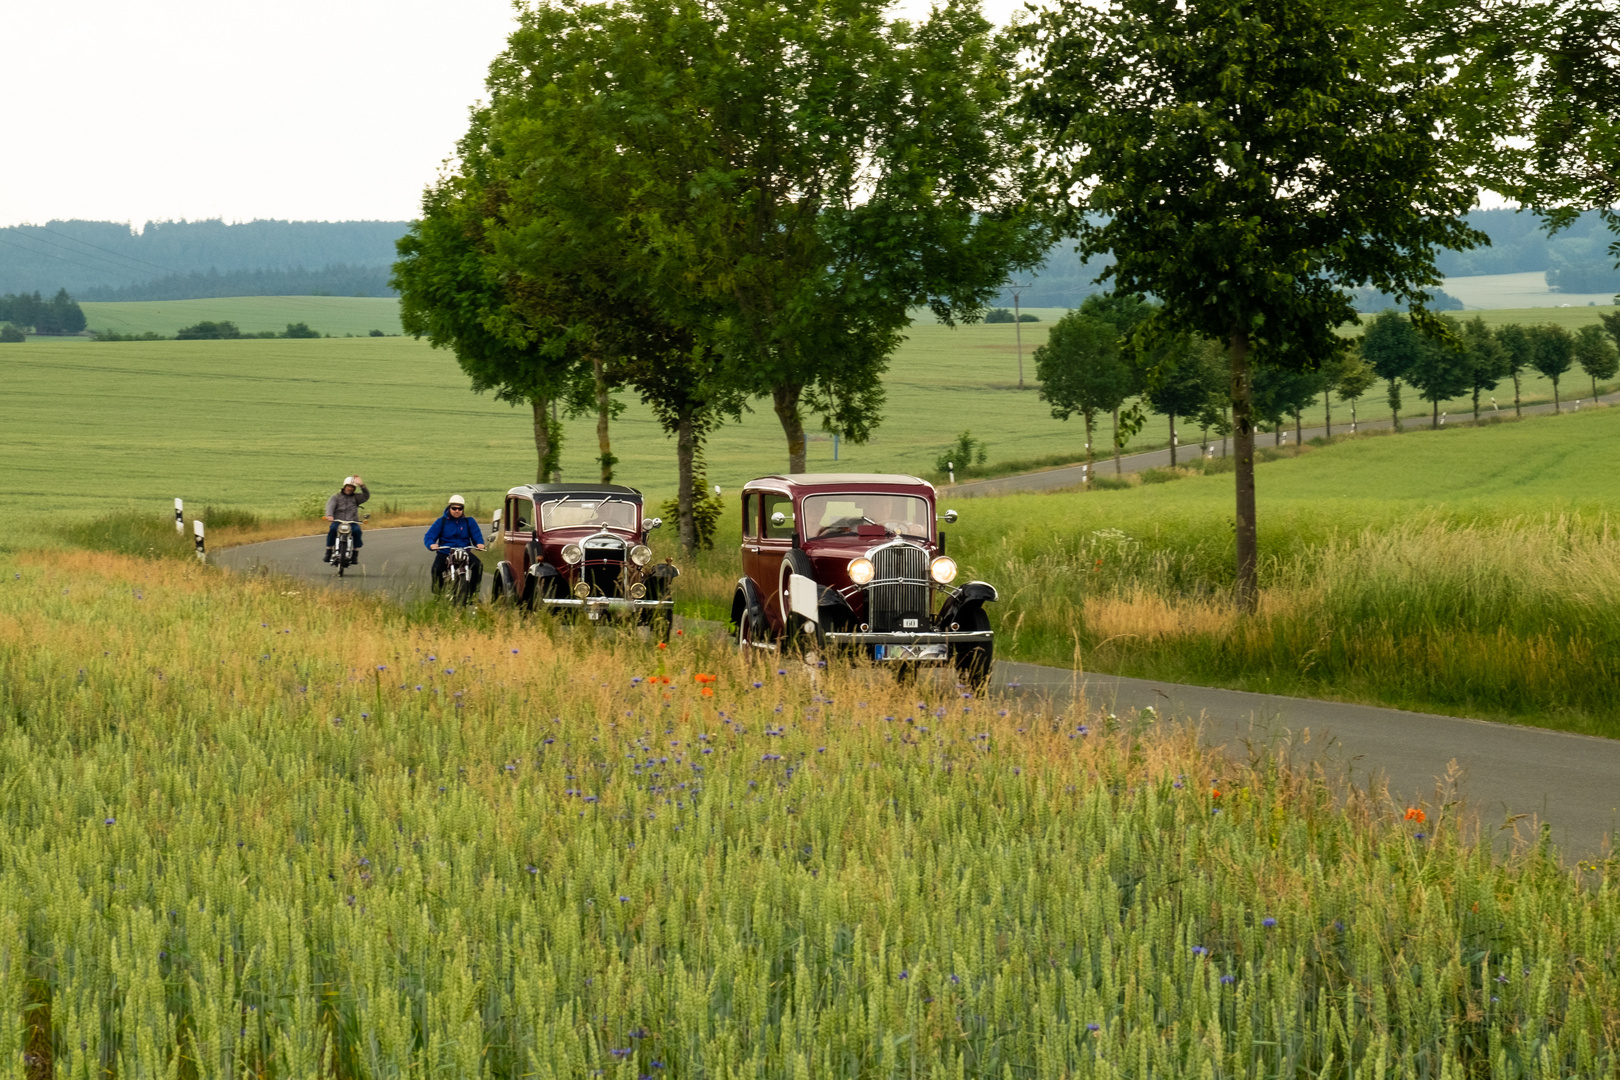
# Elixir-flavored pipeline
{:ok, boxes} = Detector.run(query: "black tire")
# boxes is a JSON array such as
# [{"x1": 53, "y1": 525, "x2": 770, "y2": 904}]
[
  {"x1": 489, "y1": 564, "x2": 509, "y2": 608},
  {"x1": 778, "y1": 551, "x2": 817, "y2": 654},
  {"x1": 734, "y1": 593, "x2": 769, "y2": 654},
  {"x1": 951, "y1": 606, "x2": 994, "y2": 693},
  {"x1": 450, "y1": 567, "x2": 475, "y2": 606}
]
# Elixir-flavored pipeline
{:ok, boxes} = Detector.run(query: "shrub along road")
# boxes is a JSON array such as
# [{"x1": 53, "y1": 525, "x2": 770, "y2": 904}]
[{"x1": 218, "y1": 527, "x2": 1619, "y2": 863}]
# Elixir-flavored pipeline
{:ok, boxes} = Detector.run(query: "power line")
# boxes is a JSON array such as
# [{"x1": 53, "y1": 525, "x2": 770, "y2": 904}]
[
  {"x1": 0, "y1": 234, "x2": 153, "y2": 284},
  {"x1": 20, "y1": 224, "x2": 185, "y2": 277}
]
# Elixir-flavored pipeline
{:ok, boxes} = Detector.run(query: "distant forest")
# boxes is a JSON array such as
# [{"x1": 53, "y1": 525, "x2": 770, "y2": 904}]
[
  {"x1": 987, "y1": 208, "x2": 1620, "y2": 308},
  {"x1": 0, "y1": 219, "x2": 407, "y2": 298},
  {"x1": 0, "y1": 212, "x2": 1611, "y2": 309}
]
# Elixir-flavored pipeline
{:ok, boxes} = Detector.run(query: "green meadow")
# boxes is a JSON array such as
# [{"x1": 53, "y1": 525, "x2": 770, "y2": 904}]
[
  {"x1": 77, "y1": 296, "x2": 405, "y2": 338},
  {"x1": 4, "y1": 299, "x2": 1618, "y2": 526}
]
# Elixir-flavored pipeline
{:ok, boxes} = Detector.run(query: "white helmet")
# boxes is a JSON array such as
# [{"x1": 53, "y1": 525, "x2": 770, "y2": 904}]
[
  {"x1": 448, "y1": 494, "x2": 466, "y2": 507},
  {"x1": 343, "y1": 476, "x2": 359, "y2": 486}
]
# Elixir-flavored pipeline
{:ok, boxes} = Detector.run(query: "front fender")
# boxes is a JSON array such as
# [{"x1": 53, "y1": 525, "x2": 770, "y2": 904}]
[
  {"x1": 939, "y1": 580, "x2": 998, "y2": 624},
  {"x1": 730, "y1": 577, "x2": 768, "y2": 635}
]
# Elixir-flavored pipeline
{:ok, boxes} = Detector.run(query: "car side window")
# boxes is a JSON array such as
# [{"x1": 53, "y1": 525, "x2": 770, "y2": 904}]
[
  {"x1": 764, "y1": 495, "x2": 795, "y2": 540},
  {"x1": 742, "y1": 493, "x2": 757, "y2": 539},
  {"x1": 505, "y1": 497, "x2": 532, "y2": 533}
]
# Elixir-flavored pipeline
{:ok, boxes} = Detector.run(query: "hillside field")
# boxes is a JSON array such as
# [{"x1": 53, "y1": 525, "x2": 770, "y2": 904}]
[
  {"x1": 78, "y1": 296, "x2": 405, "y2": 338},
  {"x1": 5, "y1": 300, "x2": 1619, "y2": 526}
]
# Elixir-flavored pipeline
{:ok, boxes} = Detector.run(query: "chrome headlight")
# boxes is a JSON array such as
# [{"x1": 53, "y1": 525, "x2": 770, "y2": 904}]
[
  {"x1": 629, "y1": 544, "x2": 652, "y2": 567},
  {"x1": 561, "y1": 542, "x2": 584, "y2": 565},
  {"x1": 848, "y1": 557, "x2": 874, "y2": 585},
  {"x1": 337, "y1": 522, "x2": 351, "y2": 535},
  {"x1": 930, "y1": 556, "x2": 958, "y2": 584},
  {"x1": 572, "y1": 581, "x2": 591, "y2": 599},
  {"x1": 629, "y1": 582, "x2": 647, "y2": 599}
]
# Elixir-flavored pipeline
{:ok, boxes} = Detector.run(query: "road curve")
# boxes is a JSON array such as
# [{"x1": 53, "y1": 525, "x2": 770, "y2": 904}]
[{"x1": 216, "y1": 528, "x2": 1619, "y2": 863}]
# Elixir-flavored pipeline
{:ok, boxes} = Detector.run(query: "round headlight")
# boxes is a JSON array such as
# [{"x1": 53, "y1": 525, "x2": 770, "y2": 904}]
[
  {"x1": 629, "y1": 544, "x2": 652, "y2": 567},
  {"x1": 848, "y1": 557, "x2": 875, "y2": 585},
  {"x1": 561, "y1": 542, "x2": 584, "y2": 565},
  {"x1": 572, "y1": 580, "x2": 591, "y2": 599},
  {"x1": 629, "y1": 582, "x2": 647, "y2": 599},
  {"x1": 930, "y1": 556, "x2": 958, "y2": 584}
]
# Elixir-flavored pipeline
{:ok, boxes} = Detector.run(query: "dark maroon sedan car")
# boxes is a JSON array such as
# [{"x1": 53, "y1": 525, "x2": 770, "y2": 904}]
[
  {"x1": 491, "y1": 483, "x2": 677, "y2": 632},
  {"x1": 730, "y1": 473, "x2": 996, "y2": 685}
]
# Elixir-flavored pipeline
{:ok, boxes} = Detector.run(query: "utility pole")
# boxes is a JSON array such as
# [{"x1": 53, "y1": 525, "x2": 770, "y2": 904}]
[{"x1": 1006, "y1": 282, "x2": 1031, "y2": 390}]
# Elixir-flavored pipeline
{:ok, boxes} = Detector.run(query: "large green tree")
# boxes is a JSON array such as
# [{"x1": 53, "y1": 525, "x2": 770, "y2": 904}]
[
  {"x1": 1530, "y1": 325, "x2": 1576, "y2": 413},
  {"x1": 1460, "y1": 316, "x2": 1511, "y2": 422},
  {"x1": 1406, "y1": 316, "x2": 1474, "y2": 429},
  {"x1": 1574, "y1": 323, "x2": 1619, "y2": 400},
  {"x1": 393, "y1": 157, "x2": 578, "y2": 485},
  {"x1": 1358, "y1": 311, "x2": 1422, "y2": 432},
  {"x1": 1494, "y1": 323, "x2": 1534, "y2": 416},
  {"x1": 493, "y1": 0, "x2": 1049, "y2": 478},
  {"x1": 1018, "y1": 0, "x2": 1481, "y2": 608},
  {"x1": 1033, "y1": 312, "x2": 1135, "y2": 482}
]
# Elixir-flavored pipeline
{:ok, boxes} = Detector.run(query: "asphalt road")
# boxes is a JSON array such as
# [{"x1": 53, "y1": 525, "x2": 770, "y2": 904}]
[
  {"x1": 217, "y1": 527, "x2": 1619, "y2": 863},
  {"x1": 944, "y1": 389, "x2": 1620, "y2": 498}
]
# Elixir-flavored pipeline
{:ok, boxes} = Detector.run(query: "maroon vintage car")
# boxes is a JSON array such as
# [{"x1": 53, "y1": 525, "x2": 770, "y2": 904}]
[
  {"x1": 490, "y1": 483, "x2": 677, "y2": 631},
  {"x1": 730, "y1": 473, "x2": 996, "y2": 684}
]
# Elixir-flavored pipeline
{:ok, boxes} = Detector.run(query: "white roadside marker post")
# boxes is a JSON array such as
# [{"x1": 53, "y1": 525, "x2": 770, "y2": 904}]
[
  {"x1": 947, "y1": 460, "x2": 955, "y2": 485},
  {"x1": 175, "y1": 498, "x2": 184, "y2": 533},
  {"x1": 193, "y1": 520, "x2": 206, "y2": 562}
]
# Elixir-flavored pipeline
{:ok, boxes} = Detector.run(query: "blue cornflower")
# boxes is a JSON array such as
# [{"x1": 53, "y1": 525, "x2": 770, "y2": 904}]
[
  {"x1": 1261, "y1": 918, "x2": 1276, "y2": 928},
  {"x1": 1220, "y1": 974, "x2": 1236, "y2": 985},
  {"x1": 104, "y1": 817, "x2": 115, "y2": 826},
  {"x1": 1192, "y1": 946, "x2": 1208, "y2": 956},
  {"x1": 1086, "y1": 1024, "x2": 1100, "y2": 1032}
]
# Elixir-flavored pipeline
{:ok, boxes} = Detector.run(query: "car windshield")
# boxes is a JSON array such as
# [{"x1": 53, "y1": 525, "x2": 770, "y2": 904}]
[
  {"x1": 539, "y1": 497, "x2": 639, "y2": 531},
  {"x1": 803, "y1": 493, "x2": 931, "y2": 539}
]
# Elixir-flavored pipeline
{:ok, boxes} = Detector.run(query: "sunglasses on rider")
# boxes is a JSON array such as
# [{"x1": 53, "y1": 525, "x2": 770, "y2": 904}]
[{"x1": 449, "y1": 505, "x2": 464, "y2": 511}]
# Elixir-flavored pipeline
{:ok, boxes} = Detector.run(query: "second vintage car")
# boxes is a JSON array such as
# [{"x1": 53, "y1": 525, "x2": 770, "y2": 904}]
[
  {"x1": 490, "y1": 483, "x2": 677, "y2": 632},
  {"x1": 729, "y1": 473, "x2": 997, "y2": 685}
]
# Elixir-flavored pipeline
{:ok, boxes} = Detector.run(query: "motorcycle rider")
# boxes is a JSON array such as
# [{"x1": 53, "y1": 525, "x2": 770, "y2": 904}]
[
  {"x1": 424, "y1": 494, "x2": 486, "y2": 593},
  {"x1": 323, "y1": 475, "x2": 370, "y2": 563}
]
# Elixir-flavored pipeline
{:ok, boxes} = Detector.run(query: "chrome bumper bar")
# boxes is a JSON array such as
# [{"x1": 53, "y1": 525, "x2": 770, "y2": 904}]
[
  {"x1": 539, "y1": 597, "x2": 673, "y2": 611},
  {"x1": 823, "y1": 630, "x2": 993, "y2": 646}
]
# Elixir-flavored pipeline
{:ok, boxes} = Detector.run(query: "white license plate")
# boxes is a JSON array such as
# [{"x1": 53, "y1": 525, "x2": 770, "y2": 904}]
[
  {"x1": 874, "y1": 644, "x2": 947, "y2": 661},
  {"x1": 902, "y1": 618, "x2": 919, "y2": 629}
]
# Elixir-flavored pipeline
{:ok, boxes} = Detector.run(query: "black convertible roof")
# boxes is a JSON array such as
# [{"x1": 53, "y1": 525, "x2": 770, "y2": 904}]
[{"x1": 508, "y1": 483, "x2": 643, "y2": 500}]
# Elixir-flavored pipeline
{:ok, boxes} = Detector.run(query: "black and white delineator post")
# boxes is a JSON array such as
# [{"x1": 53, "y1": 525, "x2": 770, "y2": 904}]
[
  {"x1": 175, "y1": 498, "x2": 184, "y2": 533},
  {"x1": 193, "y1": 520, "x2": 206, "y2": 562}
]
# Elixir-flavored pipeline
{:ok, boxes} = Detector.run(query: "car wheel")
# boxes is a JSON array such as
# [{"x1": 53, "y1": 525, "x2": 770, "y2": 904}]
[{"x1": 951, "y1": 606, "x2": 994, "y2": 693}]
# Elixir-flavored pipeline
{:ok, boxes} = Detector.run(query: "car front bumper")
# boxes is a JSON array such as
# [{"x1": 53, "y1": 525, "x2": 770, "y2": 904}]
[
  {"x1": 539, "y1": 596, "x2": 674, "y2": 617},
  {"x1": 822, "y1": 628, "x2": 992, "y2": 661}
]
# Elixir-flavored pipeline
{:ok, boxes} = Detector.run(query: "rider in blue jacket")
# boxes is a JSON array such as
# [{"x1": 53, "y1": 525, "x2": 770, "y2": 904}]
[{"x1": 425, "y1": 495, "x2": 486, "y2": 593}]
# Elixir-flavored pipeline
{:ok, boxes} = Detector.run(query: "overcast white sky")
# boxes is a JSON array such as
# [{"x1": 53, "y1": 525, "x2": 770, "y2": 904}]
[{"x1": 1, "y1": 0, "x2": 1029, "y2": 230}]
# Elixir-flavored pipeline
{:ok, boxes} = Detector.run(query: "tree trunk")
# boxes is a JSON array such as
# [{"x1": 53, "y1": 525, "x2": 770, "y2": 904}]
[
  {"x1": 1223, "y1": 405, "x2": 1229, "y2": 457},
  {"x1": 1230, "y1": 331, "x2": 1258, "y2": 614},
  {"x1": 1168, "y1": 410, "x2": 1177, "y2": 467},
  {"x1": 1513, "y1": 372, "x2": 1522, "y2": 417},
  {"x1": 1112, "y1": 406, "x2": 1123, "y2": 474},
  {"x1": 1083, "y1": 411, "x2": 1095, "y2": 487},
  {"x1": 531, "y1": 396, "x2": 553, "y2": 484},
  {"x1": 1473, "y1": 387, "x2": 1481, "y2": 423},
  {"x1": 773, "y1": 383, "x2": 807, "y2": 474},
  {"x1": 675, "y1": 410, "x2": 697, "y2": 556},
  {"x1": 1323, "y1": 389, "x2": 1332, "y2": 437},
  {"x1": 1432, "y1": 397, "x2": 1439, "y2": 429},
  {"x1": 1387, "y1": 378, "x2": 1405, "y2": 432},
  {"x1": 1552, "y1": 377, "x2": 1561, "y2": 414},
  {"x1": 1294, "y1": 409, "x2": 1302, "y2": 446},
  {"x1": 594, "y1": 353, "x2": 615, "y2": 483},
  {"x1": 1593, "y1": 373, "x2": 1600, "y2": 400}
]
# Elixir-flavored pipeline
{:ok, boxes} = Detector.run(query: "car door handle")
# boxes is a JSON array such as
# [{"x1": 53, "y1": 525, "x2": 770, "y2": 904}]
[{"x1": 749, "y1": 546, "x2": 760, "y2": 553}]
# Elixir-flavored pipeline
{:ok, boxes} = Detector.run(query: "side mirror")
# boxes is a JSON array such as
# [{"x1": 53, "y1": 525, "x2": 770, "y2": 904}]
[
  {"x1": 944, "y1": 509, "x2": 958, "y2": 524},
  {"x1": 644, "y1": 517, "x2": 663, "y2": 531},
  {"x1": 492, "y1": 509, "x2": 502, "y2": 527},
  {"x1": 770, "y1": 511, "x2": 787, "y2": 527}
]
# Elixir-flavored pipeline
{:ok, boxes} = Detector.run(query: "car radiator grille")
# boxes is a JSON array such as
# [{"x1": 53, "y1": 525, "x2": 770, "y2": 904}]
[
  {"x1": 867, "y1": 544, "x2": 929, "y2": 632},
  {"x1": 584, "y1": 561, "x2": 624, "y2": 596}
]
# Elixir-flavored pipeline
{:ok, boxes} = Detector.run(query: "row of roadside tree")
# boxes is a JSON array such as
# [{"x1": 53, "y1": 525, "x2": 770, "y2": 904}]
[
  {"x1": 0, "y1": 289, "x2": 87, "y2": 336},
  {"x1": 392, "y1": 0, "x2": 1619, "y2": 607},
  {"x1": 1035, "y1": 303, "x2": 1620, "y2": 473}
]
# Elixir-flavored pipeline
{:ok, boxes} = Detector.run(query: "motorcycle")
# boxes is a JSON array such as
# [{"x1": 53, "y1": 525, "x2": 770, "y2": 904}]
[
  {"x1": 331, "y1": 517, "x2": 367, "y2": 577},
  {"x1": 434, "y1": 545, "x2": 481, "y2": 605}
]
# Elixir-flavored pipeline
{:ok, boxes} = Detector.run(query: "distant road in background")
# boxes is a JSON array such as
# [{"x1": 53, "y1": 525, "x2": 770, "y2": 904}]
[{"x1": 944, "y1": 388, "x2": 1620, "y2": 499}]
